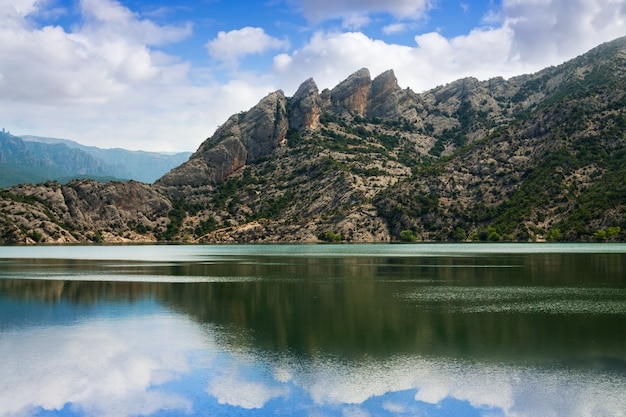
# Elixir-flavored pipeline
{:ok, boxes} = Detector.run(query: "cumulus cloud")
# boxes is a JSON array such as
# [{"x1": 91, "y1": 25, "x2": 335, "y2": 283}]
[
  {"x1": 503, "y1": 0, "x2": 626, "y2": 64},
  {"x1": 272, "y1": 28, "x2": 516, "y2": 95},
  {"x1": 274, "y1": 0, "x2": 626, "y2": 94},
  {"x1": 290, "y1": 355, "x2": 626, "y2": 417},
  {"x1": 297, "y1": 0, "x2": 433, "y2": 26},
  {"x1": 0, "y1": 0, "x2": 191, "y2": 103},
  {"x1": 0, "y1": 0, "x2": 277, "y2": 151},
  {"x1": 79, "y1": 0, "x2": 191, "y2": 46},
  {"x1": 206, "y1": 27, "x2": 289, "y2": 67}
]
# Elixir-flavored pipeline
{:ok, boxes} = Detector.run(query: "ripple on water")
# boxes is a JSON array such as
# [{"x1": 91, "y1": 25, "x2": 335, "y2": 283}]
[{"x1": 398, "y1": 286, "x2": 626, "y2": 315}]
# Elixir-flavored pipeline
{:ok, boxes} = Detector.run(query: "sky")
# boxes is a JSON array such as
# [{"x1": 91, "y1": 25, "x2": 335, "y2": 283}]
[{"x1": 1, "y1": 0, "x2": 626, "y2": 152}]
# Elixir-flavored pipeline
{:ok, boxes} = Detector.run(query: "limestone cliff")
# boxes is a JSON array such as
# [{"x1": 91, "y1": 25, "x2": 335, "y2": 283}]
[{"x1": 158, "y1": 91, "x2": 288, "y2": 187}]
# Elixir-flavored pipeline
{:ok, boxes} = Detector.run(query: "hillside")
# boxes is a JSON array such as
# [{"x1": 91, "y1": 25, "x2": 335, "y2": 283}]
[{"x1": 1, "y1": 37, "x2": 625, "y2": 244}]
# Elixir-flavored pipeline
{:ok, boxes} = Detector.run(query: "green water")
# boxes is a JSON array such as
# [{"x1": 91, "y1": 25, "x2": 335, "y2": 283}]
[{"x1": 1, "y1": 244, "x2": 625, "y2": 416}]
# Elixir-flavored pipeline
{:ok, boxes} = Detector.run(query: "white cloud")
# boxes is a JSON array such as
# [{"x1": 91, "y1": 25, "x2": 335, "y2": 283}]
[
  {"x1": 0, "y1": 0, "x2": 191, "y2": 103},
  {"x1": 206, "y1": 27, "x2": 289, "y2": 67},
  {"x1": 382, "y1": 22, "x2": 409, "y2": 35},
  {"x1": 0, "y1": 0, "x2": 277, "y2": 152},
  {"x1": 272, "y1": 28, "x2": 517, "y2": 95},
  {"x1": 503, "y1": 0, "x2": 626, "y2": 64},
  {"x1": 297, "y1": 0, "x2": 433, "y2": 24},
  {"x1": 290, "y1": 355, "x2": 626, "y2": 417},
  {"x1": 0, "y1": 0, "x2": 40, "y2": 16},
  {"x1": 207, "y1": 372, "x2": 288, "y2": 409},
  {"x1": 274, "y1": 0, "x2": 626, "y2": 95},
  {"x1": 78, "y1": 0, "x2": 192, "y2": 46}
]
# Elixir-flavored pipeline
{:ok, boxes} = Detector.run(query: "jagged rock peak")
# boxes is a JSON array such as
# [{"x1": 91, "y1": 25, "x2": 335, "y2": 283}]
[
  {"x1": 367, "y1": 69, "x2": 410, "y2": 119},
  {"x1": 240, "y1": 90, "x2": 288, "y2": 162},
  {"x1": 290, "y1": 78, "x2": 322, "y2": 131},
  {"x1": 371, "y1": 69, "x2": 398, "y2": 93},
  {"x1": 293, "y1": 78, "x2": 319, "y2": 98},
  {"x1": 331, "y1": 68, "x2": 372, "y2": 116},
  {"x1": 158, "y1": 89, "x2": 287, "y2": 187}
]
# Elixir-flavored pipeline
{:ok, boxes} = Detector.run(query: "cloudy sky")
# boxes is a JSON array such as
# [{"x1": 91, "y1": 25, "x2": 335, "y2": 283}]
[{"x1": 1, "y1": 0, "x2": 626, "y2": 152}]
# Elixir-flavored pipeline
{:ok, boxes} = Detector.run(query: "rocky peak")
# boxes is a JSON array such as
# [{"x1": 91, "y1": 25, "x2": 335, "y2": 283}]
[
  {"x1": 330, "y1": 68, "x2": 372, "y2": 116},
  {"x1": 239, "y1": 90, "x2": 288, "y2": 161},
  {"x1": 366, "y1": 69, "x2": 408, "y2": 119},
  {"x1": 289, "y1": 78, "x2": 322, "y2": 131},
  {"x1": 370, "y1": 69, "x2": 398, "y2": 95},
  {"x1": 158, "y1": 90, "x2": 288, "y2": 187}
]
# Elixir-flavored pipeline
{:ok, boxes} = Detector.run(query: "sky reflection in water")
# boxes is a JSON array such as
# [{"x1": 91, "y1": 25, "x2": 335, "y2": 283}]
[
  {"x1": 1, "y1": 304, "x2": 624, "y2": 417},
  {"x1": 1, "y1": 244, "x2": 625, "y2": 417}
]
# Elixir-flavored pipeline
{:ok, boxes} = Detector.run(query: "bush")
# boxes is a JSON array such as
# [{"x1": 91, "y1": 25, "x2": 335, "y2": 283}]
[
  {"x1": 320, "y1": 230, "x2": 342, "y2": 242},
  {"x1": 400, "y1": 229, "x2": 417, "y2": 242}
]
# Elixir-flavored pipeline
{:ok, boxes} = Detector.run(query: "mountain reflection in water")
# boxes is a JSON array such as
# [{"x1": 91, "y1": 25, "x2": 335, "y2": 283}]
[{"x1": 0, "y1": 244, "x2": 625, "y2": 417}]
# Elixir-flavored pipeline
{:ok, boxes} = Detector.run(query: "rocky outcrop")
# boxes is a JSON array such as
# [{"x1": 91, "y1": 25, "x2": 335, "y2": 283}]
[
  {"x1": 158, "y1": 91, "x2": 288, "y2": 187},
  {"x1": 329, "y1": 68, "x2": 372, "y2": 116},
  {"x1": 366, "y1": 69, "x2": 411, "y2": 119},
  {"x1": 289, "y1": 78, "x2": 322, "y2": 131},
  {"x1": 0, "y1": 179, "x2": 171, "y2": 244},
  {"x1": 240, "y1": 91, "x2": 289, "y2": 161},
  {"x1": 159, "y1": 69, "x2": 429, "y2": 189}
]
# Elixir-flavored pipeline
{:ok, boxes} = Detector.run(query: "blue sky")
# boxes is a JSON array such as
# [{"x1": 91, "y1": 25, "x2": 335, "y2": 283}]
[{"x1": 1, "y1": 0, "x2": 626, "y2": 152}]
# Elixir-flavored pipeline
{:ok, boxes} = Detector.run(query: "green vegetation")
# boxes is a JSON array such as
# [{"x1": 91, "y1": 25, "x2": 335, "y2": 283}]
[
  {"x1": 250, "y1": 191, "x2": 295, "y2": 221},
  {"x1": 320, "y1": 230, "x2": 342, "y2": 242},
  {"x1": 400, "y1": 229, "x2": 417, "y2": 242},
  {"x1": 159, "y1": 200, "x2": 186, "y2": 241}
]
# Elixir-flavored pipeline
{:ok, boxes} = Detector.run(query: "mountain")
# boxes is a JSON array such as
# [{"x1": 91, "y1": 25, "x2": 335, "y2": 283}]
[
  {"x1": 1, "y1": 36, "x2": 625, "y2": 244},
  {"x1": 19, "y1": 135, "x2": 192, "y2": 184},
  {"x1": 0, "y1": 131, "x2": 122, "y2": 187}
]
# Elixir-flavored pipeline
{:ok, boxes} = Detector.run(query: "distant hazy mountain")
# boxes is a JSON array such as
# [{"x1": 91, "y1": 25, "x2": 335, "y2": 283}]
[
  {"x1": 0, "y1": 131, "x2": 123, "y2": 187},
  {"x1": 19, "y1": 135, "x2": 191, "y2": 184}
]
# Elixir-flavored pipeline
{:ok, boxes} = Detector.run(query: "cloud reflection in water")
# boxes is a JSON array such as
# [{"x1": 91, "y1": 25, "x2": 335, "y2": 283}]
[{"x1": 2, "y1": 307, "x2": 624, "y2": 417}]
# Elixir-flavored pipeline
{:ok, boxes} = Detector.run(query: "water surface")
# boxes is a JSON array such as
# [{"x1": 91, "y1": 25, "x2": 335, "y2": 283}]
[{"x1": 1, "y1": 244, "x2": 625, "y2": 417}]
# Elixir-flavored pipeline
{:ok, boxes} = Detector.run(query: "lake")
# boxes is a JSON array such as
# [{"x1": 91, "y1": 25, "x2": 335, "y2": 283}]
[{"x1": 1, "y1": 243, "x2": 625, "y2": 417}]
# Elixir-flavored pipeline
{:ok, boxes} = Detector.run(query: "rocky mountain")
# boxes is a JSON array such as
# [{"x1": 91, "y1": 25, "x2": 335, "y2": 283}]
[{"x1": 1, "y1": 36, "x2": 625, "y2": 244}]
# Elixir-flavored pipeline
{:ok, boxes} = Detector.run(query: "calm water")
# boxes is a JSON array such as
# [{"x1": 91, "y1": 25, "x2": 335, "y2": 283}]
[{"x1": 1, "y1": 243, "x2": 625, "y2": 417}]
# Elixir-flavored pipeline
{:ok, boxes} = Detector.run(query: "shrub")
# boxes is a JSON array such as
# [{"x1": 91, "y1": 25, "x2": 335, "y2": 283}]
[
  {"x1": 400, "y1": 229, "x2": 417, "y2": 242},
  {"x1": 320, "y1": 230, "x2": 342, "y2": 242}
]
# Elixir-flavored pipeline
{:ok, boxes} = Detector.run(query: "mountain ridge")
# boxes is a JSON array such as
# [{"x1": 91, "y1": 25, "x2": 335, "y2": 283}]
[
  {"x1": 17, "y1": 135, "x2": 192, "y2": 184},
  {"x1": 1, "y1": 36, "x2": 625, "y2": 244}
]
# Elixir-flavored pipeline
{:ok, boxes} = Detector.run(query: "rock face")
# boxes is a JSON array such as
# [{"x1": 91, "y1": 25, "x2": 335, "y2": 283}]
[
  {"x1": 2, "y1": 36, "x2": 626, "y2": 244},
  {"x1": 0, "y1": 179, "x2": 171, "y2": 244},
  {"x1": 158, "y1": 91, "x2": 288, "y2": 187},
  {"x1": 329, "y1": 68, "x2": 372, "y2": 116},
  {"x1": 159, "y1": 68, "x2": 418, "y2": 189},
  {"x1": 289, "y1": 78, "x2": 322, "y2": 131}
]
